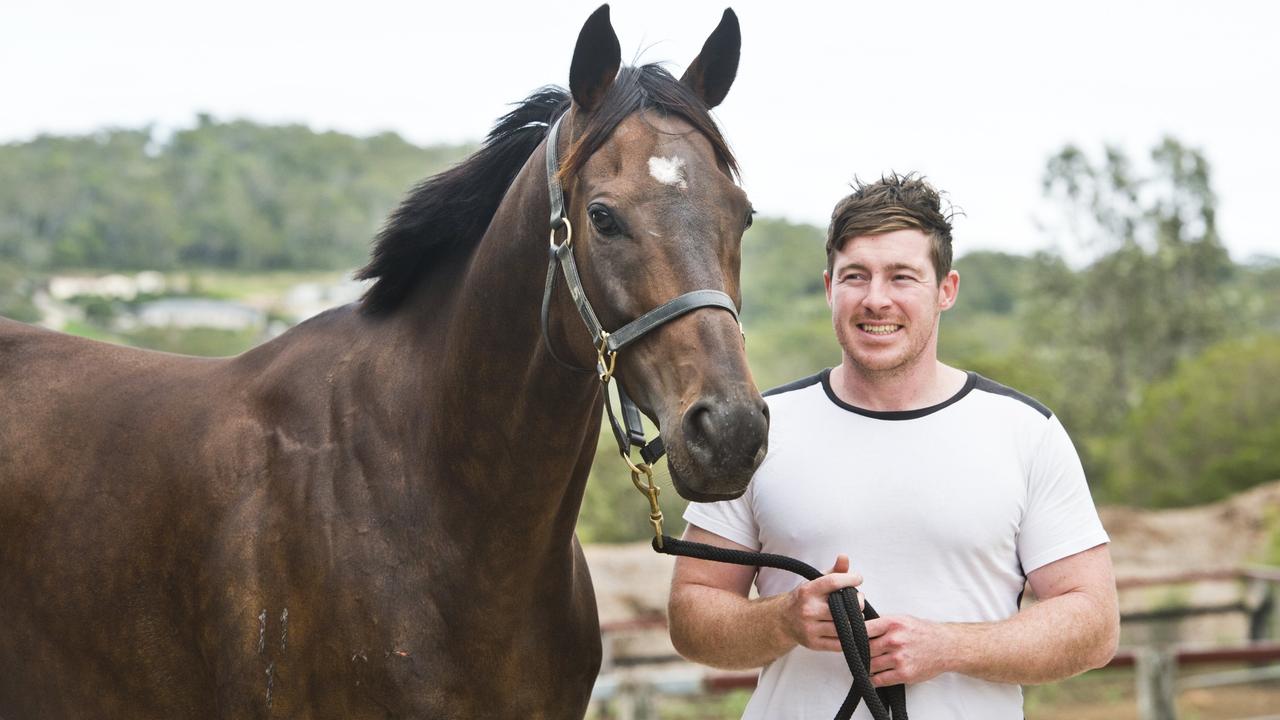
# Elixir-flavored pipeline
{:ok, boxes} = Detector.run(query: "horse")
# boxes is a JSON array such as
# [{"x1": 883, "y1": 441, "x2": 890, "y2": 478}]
[{"x1": 0, "y1": 5, "x2": 768, "y2": 718}]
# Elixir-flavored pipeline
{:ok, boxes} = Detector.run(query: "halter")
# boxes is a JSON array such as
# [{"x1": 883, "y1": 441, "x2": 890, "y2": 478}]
[{"x1": 539, "y1": 113, "x2": 742, "y2": 546}]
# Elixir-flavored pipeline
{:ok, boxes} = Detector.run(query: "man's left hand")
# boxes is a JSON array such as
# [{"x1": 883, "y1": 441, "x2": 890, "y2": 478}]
[{"x1": 865, "y1": 615, "x2": 955, "y2": 687}]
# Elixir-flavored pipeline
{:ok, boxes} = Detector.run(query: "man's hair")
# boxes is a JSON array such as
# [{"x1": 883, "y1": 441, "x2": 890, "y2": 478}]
[{"x1": 825, "y1": 173, "x2": 954, "y2": 283}]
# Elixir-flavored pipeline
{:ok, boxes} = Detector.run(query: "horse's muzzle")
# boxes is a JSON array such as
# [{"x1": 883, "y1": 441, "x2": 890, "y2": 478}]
[{"x1": 668, "y1": 394, "x2": 769, "y2": 501}]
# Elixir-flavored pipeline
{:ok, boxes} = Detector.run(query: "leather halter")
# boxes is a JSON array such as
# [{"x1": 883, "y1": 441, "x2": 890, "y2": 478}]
[{"x1": 539, "y1": 113, "x2": 741, "y2": 467}]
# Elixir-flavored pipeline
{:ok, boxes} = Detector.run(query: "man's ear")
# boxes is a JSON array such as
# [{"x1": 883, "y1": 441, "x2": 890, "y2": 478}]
[
  {"x1": 824, "y1": 270, "x2": 833, "y2": 308},
  {"x1": 680, "y1": 9, "x2": 740, "y2": 108},
  {"x1": 569, "y1": 4, "x2": 621, "y2": 114},
  {"x1": 938, "y1": 270, "x2": 960, "y2": 310}
]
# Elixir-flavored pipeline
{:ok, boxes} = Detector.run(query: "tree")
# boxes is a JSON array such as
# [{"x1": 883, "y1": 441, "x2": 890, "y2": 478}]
[
  {"x1": 1109, "y1": 335, "x2": 1280, "y2": 507},
  {"x1": 0, "y1": 118, "x2": 472, "y2": 273},
  {"x1": 1027, "y1": 138, "x2": 1238, "y2": 437},
  {"x1": 737, "y1": 218, "x2": 838, "y2": 390}
]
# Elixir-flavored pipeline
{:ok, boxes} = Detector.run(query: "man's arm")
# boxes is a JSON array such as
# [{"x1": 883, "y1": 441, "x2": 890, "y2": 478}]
[
  {"x1": 866, "y1": 543, "x2": 1119, "y2": 687},
  {"x1": 668, "y1": 524, "x2": 865, "y2": 670}
]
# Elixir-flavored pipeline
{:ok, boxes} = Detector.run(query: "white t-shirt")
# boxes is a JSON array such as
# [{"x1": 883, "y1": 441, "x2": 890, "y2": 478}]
[{"x1": 683, "y1": 369, "x2": 1110, "y2": 720}]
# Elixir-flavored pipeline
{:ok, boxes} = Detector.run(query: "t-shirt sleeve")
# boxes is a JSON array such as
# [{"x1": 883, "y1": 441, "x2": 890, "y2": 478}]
[
  {"x1": 1016, "y1": 414, "x2": 1110, "y2": 574},
  {"x1": 682, "y1": 486, "x2": 762, "y2": 551}
]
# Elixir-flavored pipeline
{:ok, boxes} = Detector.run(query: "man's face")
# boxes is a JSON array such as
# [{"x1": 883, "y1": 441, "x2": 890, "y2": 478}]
[{"x1": 824, "y1": 229, "x2": 959, "y2": 377}]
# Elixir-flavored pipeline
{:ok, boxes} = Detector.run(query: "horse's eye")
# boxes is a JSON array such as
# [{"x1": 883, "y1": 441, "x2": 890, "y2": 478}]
[
  {"x1": 588, "y1": 205, "x2": 620, "y2": 236},
  {"x1": 744, "y1": 209, "x2": 756, "y2": 230}
]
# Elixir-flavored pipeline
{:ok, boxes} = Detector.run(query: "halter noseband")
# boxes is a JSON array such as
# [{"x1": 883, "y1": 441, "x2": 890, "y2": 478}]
[{"x1": 539, "y1": 113, "x2": 742, "y2": 538}]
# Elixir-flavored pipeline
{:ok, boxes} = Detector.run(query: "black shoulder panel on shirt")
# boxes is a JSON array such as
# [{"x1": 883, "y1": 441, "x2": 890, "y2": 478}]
[
  {"x1": 763, "y1": 371, "x2": 824, "y2": 398},
  {"x1": 973, "y1": 374, "x2": 1052, "y2": 419}
]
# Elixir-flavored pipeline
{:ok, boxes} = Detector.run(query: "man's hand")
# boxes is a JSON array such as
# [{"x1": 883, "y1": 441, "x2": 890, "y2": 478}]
[
  {"x1": 780, "y1": 554, "x2": 866, "y2": 653},
  {"x1": 866, "y1": 615, "x2": 955, "y2": 687}
]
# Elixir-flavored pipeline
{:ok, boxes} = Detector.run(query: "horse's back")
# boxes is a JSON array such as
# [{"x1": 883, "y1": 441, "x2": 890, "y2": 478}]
[{"x1": 0, "y1": 316, "x2": 227, "y2": 515}]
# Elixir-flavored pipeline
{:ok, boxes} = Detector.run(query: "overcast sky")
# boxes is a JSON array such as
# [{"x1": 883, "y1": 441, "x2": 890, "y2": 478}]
[{"x1": 4, "y1": 0, "x2": 1277, "y2": 261}]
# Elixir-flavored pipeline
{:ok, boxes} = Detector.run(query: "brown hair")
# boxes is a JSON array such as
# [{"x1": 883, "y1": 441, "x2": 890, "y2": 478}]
[{"x1": 825, "y1": 173, "x2": 954, "y2": 283}]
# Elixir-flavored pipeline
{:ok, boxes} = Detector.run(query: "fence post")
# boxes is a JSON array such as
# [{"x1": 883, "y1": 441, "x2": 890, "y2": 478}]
[
  {"x1": 1249, "y1": 578, "x2": 1276, "y2": 641},
  {"x1": 1136, "y1": 645, "x2": 1178, "y2": 720}
]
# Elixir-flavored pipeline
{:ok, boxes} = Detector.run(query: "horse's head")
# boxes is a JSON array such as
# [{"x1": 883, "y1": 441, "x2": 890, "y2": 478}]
[{"x1": 546, "y1": 6, "x2": 768, "y2": 502}]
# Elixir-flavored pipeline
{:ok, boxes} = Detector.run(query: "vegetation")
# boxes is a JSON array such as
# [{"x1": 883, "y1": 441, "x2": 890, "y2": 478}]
[
  {"x1": 0, "y1": 116, "x2": 470, "y2": 271},
  {"x1": 3, "y1": 121, "x2": 1278, "y2": 541},
  {"x1": 0, "y1": 261, "x2": 39, "y2": 322},
  {"x1": 1108, "y1": 335, "x2": 1280, "y2": 506}
]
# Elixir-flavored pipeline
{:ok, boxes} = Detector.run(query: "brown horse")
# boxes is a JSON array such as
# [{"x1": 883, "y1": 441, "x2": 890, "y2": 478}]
[{"x1": 0, "y1": 5, "x2": 767, "y2": 718}]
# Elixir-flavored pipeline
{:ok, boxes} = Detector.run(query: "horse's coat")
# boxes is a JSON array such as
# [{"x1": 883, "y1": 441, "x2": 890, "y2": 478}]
[{"x1": 0, "y1": 6, "x2": 766, "y2": 718}]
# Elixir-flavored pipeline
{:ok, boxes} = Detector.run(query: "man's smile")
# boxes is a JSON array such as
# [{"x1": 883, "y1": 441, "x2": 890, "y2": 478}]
[{"x1": 857, "y1": 322, "x2": 903, "y2": 336}]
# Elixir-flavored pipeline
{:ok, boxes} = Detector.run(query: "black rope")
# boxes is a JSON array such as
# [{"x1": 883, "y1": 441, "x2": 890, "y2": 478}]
[{"x1": 655, "y1": 535, "x2": 907, "y2": 719}]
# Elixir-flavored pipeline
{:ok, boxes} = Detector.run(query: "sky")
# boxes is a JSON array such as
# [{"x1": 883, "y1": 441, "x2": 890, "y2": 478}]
[{"x1": 3, "y1": 0, "x2": 1278, "y2": 262}]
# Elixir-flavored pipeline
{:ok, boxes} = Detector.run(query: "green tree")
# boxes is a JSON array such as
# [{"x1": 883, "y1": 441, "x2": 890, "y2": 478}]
[
  {"x1": 1028, "y1": 138, "x2": 1237, "y2": 438},
  {"x1": 1109, "y1": 334, "x2": 1280, "y2": 506},
  {"x1": 0, "y1": 262, "x2": 39, "y2": 322},
  {"x1": 738, "y1": 218, "x2": 837, "y2": 390},
  {"x1": 0, "y1": 118, "x2": 471, "y2": 273}
]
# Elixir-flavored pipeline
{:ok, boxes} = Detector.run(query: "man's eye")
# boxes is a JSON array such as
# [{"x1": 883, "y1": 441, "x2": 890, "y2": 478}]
[{"x1": 588, "y1": 205, "x2": 620, "y2": 235}]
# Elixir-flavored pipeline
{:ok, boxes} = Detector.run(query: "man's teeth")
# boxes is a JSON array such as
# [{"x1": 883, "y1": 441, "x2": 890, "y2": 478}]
[{"x1": 859, "y1": 324, "x2": 900, "y2": 335}]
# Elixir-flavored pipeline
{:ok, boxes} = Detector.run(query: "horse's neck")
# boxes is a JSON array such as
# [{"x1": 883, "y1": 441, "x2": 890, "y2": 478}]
[{"x1": 391, "y1": 149, "x2": 602, "y2": 545}]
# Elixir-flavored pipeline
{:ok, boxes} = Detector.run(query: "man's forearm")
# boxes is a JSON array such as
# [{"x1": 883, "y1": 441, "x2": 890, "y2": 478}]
[
  {"x1": 668, "y1": 584, "x2": 795, "y2": 670},
  {"x1": 943, "y1": 589, "x2": 1119, "y2": 684}
]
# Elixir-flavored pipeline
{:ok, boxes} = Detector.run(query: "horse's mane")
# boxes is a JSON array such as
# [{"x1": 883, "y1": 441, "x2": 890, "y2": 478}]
[{"x1": 357, "y1": 64, "x2": 738, "y2": 315}]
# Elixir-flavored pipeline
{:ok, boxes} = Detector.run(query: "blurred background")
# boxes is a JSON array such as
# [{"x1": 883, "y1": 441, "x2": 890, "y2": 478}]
[{"x1": 3, "y1": 1, "x2": 1278, "y2": 717}]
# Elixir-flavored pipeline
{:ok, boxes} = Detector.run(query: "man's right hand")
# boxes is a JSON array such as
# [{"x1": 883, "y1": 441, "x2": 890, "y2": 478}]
[
  {"x1": 781, "y1": 554, "x2": 865, "y2": 653},
  {"x1": 670, "y1": 526, "x2": 866, "y2": 669}
]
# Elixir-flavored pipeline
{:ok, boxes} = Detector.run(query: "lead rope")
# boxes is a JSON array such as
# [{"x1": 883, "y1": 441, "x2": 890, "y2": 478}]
[{"x1": 652, "y1": 533, "x2": 907, "y2": 720}]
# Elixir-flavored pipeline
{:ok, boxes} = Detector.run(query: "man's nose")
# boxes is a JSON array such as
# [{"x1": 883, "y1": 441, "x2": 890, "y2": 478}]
[{"x1": 861, "y1": 277, "x2": 892, "y2": 310}]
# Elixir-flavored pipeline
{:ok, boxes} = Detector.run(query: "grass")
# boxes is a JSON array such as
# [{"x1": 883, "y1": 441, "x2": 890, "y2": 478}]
[
  {"x1": 190, "y1": 269, "x2": 349, "y2": 301},
  {"x1": 118, "y1": 326, "x2": 263, "y2": 357}
]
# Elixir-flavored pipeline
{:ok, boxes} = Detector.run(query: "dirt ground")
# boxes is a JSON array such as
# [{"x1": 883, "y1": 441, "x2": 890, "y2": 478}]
[{"x1": 1099, "y1": 480, "x2": 1280, "y2": 583}]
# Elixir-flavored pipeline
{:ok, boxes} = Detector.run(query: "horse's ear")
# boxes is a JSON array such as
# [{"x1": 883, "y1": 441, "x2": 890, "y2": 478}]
[
  {"x1": 680, "y1": 8, "x2": 741, "y2": 109},
  {"x1": 569, "y1": 4, "x2": 621, "y2": 114}
]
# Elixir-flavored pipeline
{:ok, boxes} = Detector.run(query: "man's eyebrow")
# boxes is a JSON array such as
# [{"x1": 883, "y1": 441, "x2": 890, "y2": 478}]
[{"x1": 833, "y1": 261, "x2": 927, "y2": 275}]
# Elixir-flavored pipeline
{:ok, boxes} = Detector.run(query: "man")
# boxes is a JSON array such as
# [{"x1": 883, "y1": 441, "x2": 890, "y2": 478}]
[{"x1": 668, "y1": 174, "x2": 1118, "y2": 718}]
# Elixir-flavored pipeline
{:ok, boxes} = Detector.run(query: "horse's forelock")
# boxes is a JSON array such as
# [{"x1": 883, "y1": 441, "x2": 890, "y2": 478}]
[{"x1": 559, "y1": 64, "x2": 738, "y2": 184}]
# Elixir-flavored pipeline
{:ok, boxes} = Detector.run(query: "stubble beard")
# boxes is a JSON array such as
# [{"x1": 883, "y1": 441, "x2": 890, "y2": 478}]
[{"x1": 835, "y1": 316, "x2": 938, "y2": 384}]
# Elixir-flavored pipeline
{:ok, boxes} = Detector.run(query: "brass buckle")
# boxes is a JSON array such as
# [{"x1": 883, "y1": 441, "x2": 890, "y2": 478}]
[
  {"x1": 624, "y1": 454, "x2": 664, "y2": 547},
  {"x1": 596, "y1": 332, "x2": 617, "y2": 383}
]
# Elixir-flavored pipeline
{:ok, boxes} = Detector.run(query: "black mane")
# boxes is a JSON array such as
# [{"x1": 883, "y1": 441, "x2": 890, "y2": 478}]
[
  {"x1": 357, "y1": 65, "x2": 737, "y2": 314},
  {"x1": 355, "y1": 87, "x2": 568, "y2": 314}
]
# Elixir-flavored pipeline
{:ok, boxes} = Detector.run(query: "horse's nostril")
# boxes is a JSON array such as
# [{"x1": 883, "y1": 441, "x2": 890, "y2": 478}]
[
  {"x1": 696, "y1": 405, "x2": 716, "y2": 437},
  {"x1": 682, "y1": 401, "x2": 715, "y2": 449},
  {"x1": 681, "y1": 398, "x2": 768, "y2": 469}
]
